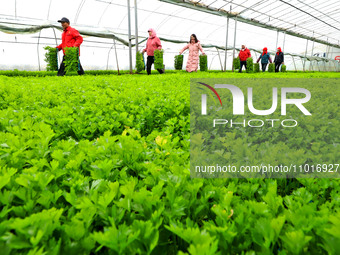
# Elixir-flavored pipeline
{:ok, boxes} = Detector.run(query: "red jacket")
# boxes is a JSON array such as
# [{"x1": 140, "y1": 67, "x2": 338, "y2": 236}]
[
  {"x1": 57, "y1": 26, "x2": 83, "y2": 55},
  {"x1": 143, "y1": 28, "x2": 162, "y2": 56},
  {"x1": 239, "y1": 48, "x2": 251, "y2": 61}
]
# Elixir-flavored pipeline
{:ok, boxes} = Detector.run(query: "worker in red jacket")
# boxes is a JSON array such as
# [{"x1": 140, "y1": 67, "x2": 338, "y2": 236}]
[
  {"x1": 56, "y1": 17, "x2": 84, "y2": 76},
  {"x1": 238, "y1": 45, "x2": 251, "y2": 73}
]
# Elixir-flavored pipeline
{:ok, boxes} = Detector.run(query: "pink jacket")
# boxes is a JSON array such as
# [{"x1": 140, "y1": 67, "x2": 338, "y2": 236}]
[
  {"x1": 143, "y1": 28, "x2": 162, "y2": 56},
  {"x1": 180, "y1": 41, "x2": 205, "y2": 72}
]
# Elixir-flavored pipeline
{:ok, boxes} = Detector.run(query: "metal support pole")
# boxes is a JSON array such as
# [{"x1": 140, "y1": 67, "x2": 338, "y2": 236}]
[
  {"x1": 217, "y1": 48, "x2": 223, "y2": 71},
  {"x1": 303, "y1": 39, "x2": 308, "y2": 72},
  {"x1": 282, "y1": 31, "x2": 286, "y2": 52},
  {"x1": 15, "y1": 0, "x2": 17, "y2": 19},
  {"x1": 127, "y1": 0, "x2": 133, "y2": 74},
  {"x1": 224, "y1": 17, "x2": 229, "y2": 72},
  {"x1": 106, "y1": 42, "x2": 115, "y2": 70},
  {"x1": 292, "y1": 55, "x2": 297, "y2": 71},
  {"x1": 310, "y1": 31, "x2": 315, "y2": 71},
  {"x1": 52, "y1": 28, "x2": 61, "y2": 66},
  {"x1": 113, "y1": 39, "x2": 120, "y2": 75},
  {"x1": 134, "y1": 0, "x2": 138, "y2": 53},
  {"x1": 232, "y1": 16, "x2": 238, "y2": 72},
  {"x1": 37, "y1": 30, "x2": 41, "y2": 71},
  {"x1": 300, "y1": 57, "x2": 304, "y2": 71},
  {"x1": 275, "y1": 30, "x2": 279, "y2": 50}
]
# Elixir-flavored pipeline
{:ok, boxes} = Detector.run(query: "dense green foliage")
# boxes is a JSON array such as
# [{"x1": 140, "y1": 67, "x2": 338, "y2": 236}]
[
  {"x1": 199, "y1": 55, "x2": 208, "y2": 71},
  {"x1": 268, "y1": 63, "x2": 275, "y2": 72},
  {"x1": 0, "y1": 70, "x2": 125, "y2": 77},
  {"x1": 154, "y1": 49, "x2": 164, "y2": 70},
  {"x1": 233, "y1": 57, "x2": 240, "y2": 70},
  {"x1": 254, "y1": 62, "x2": 260, "y2": 73},
  {"x1": 174, "y1": 55, "x2": 184, "y2": 70},
  {"x1": 0, "y1": 70, "x2": 337, "y2": 78},
  {"x1": 64, "y1": 47, "x2": 80, "y2": 75},
  {"x1": 281, "y1": 64, "x2": 287, "y2": 72},
  {"x1": 246, "y1": 57, "x2": 254, "y2": 73},
  {"x1": 43, "y1": 46, "x2": 58, "y2": 71},
  {"x1": 136, "y1": 51, "x2": 145, "y2": 73},
  {"x1": 0, "y1": 72, "x2": 339, "y2": 254}
]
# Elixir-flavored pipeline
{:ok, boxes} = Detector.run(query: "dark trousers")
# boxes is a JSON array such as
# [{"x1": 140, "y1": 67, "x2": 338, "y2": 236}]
[
  {"x1": 239, "y1": 61, "x2": 247, "y2": 72},
  {"x1": 146, "y1": 56, "x2": 164, "y2": 75},
  {"x1": 261, "y1": 63, "x2": 268, "y2": 72},
  {"x1": 275, "y1": 62, "x2": 282, "y2": 72},
  {"x1": 57, "y1": 56, "x2": 85, "y2": 76}
]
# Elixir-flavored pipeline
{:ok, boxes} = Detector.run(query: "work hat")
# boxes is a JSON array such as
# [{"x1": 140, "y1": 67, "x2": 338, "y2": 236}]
[{"x1": 58, "y1": 17, "x2": 70, "y2": 23}]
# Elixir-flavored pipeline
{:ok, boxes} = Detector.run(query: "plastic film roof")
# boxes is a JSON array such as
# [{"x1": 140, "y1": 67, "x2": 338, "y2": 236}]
[
  {"x1": 1, "y1": 0, "x2": 339, "y2": 46},
  {"x1": 160, "y1": 0, "x2": 340, "y2": 48}
]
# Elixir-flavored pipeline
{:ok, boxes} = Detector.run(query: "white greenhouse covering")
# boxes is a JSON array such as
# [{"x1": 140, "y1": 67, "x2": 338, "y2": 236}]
[{"x1": 0, "y1": 0, "x2": 339, "y2": 71}]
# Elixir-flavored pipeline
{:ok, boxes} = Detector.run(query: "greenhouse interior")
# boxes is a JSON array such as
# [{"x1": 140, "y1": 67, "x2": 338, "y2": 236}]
[
  {"x1": 0, "y1": 1, "x2": 340, "y2": 255},
  {"x1": 0, "y1": 0, "x2": 339, "y2": 71}
]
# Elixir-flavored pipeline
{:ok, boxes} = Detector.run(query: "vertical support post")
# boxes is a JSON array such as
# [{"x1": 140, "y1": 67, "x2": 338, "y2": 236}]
[
  {"x1": 114, "y1": 39, "x2": 120, "y2": 75},
  {"x1": 52, "y1": 28, "x2": 61, "y2": 66},
  {"x1": 303, "y1": 39, "x2": 308, "y2": 72},
  {"x1": 224, "y1": 17, "x2": 229, "y2": 72},
  {"x1": 15, "y1": 0, "x2": 17, "y2": 19},
  {"x1": 134, "y1": 0, "x2": 138, "y2": 54},
  {"x1": 232, "y1": 16, "x2": 238, "y2": 72},
  {"x1": 282, "y1": 31, "x2": 286, "y2": 52},
  {"x1": 275, "y1": 30, "x2": 279, "y2": 50},
  {"x1": 37, "y1": 30, "x2": 41, "y2": 71},
  {"x1": 310, "y1": 31, "x2": 315, "y2": 71},
  {"x1": 106, "y1": 43, "x2": 114, "y2": 70},
  {"x1": 216, "y1": 48, "x2": 223, "y2": 71},
  {"x1": 291, "y1": 55, "x2": 297, "y2": 71},
  {"x1": 127, "y1": 0, "x2": 133, "y2": 74},
  {"x1": 300, "y1": 57, "x2": 304, "y2": 71}
]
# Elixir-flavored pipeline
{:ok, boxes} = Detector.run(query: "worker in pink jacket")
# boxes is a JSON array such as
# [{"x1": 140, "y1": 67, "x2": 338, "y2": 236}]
[
  {"x1": 179, "y1": 34, "x2": 205, "y2": 72},
  {"x1": 142, "y1": 28, "x2": 164, "y2": 75}
]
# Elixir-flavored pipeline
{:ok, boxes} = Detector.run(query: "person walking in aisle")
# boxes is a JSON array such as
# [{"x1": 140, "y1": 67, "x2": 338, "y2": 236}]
[
  {"x1": 256, "y1": 47, "x2": 272, "y2": 72},
  {"x1": 274, "y1": 47, "x2": 284, "y2": 72},
  {"x1": 142, "y1": 28, "x2": 164, "y2": 75},
  {"x1": 238, "y1": 45, "x2": 251, "y2": 73},
  {"x1": 56, "y1": 17, "x2": 85, "y2": 76},
  {"x1": 179, "y1": 34, "x2": 206, "y2": 72}
]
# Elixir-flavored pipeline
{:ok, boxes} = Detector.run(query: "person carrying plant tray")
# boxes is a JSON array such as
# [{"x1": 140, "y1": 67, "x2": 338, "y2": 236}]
[
  {"x1": 274, "y1": 47, "x2": 284, "y2": 72},
  {"x1": 56, "y1": 17, "x2": 85, "y2": 76},
  {"x1": 256, "y1": 47, "x2": 272, "y2": 72},
  {"x1": 142, "y1": 28, "x2": 164, "y2": 75},
  {"x1": 238, "y1": 45, "x2": 251, "y2": 73},
  {"x1": 179, "y1": 34, "x2": 206, "y2": 72}
]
